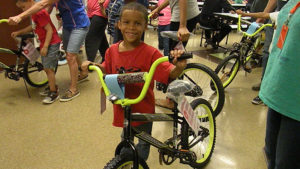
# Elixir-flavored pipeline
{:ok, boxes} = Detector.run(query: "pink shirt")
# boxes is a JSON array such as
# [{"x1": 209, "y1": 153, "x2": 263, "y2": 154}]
[
  {"x1": 87, "y1": 0, "x2": 110, "y2": 18},
  {"x1": 158, "y1": 0, "x2": 171, "y2": 25}
]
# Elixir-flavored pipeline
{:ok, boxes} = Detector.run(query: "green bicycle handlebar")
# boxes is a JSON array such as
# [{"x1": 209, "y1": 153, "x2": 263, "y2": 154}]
[
  {"x1": 237, "y1": 15, "x2": 272, "y2": 37},
  {"x1": 89, "y1": 56, "x2": 169, "y2": 107},
  {"x1": 0, "y1": 19, "x2": 8, "y2": 24}
]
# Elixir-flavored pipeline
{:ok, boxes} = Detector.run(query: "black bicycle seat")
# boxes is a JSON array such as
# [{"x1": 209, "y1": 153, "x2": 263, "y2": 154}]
[{"x1": 17, "y1": 34, "x2": 34, "y2": 40}]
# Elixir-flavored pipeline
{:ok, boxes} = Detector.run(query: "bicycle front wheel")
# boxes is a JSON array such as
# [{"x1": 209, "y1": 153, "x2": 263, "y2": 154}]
[
  {"x1": 182, "y1": 98, "x2": 216, "y2": 168},
  {"x1": 180, "y1": 63, "x2": 225, "y2": 116},
  {"x1": 215, "y1": 53, "x2": 240, "y2": 89},
  {"x1": 23, "y1": 59, "x2": 49, "y2": 87},
  {"x1": 104, "y1": 154, "x2": 149, "y2": 169}
]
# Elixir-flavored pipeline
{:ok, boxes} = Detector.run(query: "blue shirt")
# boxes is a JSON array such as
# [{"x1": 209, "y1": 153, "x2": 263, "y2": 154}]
[
  {"x1": 57, "y1": 0, "x2": 90, "y2": 30},
  {"x1": 106, "y1": 0, "x2": 124, "y2": 35},
  {"x1": 259, "y1": 0, "x2": 300, "y2": 121}
]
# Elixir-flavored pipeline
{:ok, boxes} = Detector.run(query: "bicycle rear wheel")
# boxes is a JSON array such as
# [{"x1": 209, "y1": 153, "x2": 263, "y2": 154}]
[
  {"x1": 23, "y1": 58, "x2": 50, "y2": 87},
  {"x1": 180, "y1": 63, "x2": 225, "y2": 116},
  {"x1": 104, "y1": 153, "x2": 149, "y2": 169},
  {"x1": 215, "y1": 53, "x2": 240, "y2": 89},
  {"x1": 183, "y1": 98, "x2": 216, "y2": 168}
]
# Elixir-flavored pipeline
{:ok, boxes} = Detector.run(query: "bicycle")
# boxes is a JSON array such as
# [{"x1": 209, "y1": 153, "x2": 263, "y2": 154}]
[
  {"x1": 160, "y1": 31, "x2": 225, "y2": 116},
  {"x1": 214, "y1": 15, "x2": 272, "y2": 89},
  {"x1": 0, "y1": 19, "x2": 55, "y2": 95},
  {"x1": 88, "y1": 54, "x2": 216, "y2": 169}
]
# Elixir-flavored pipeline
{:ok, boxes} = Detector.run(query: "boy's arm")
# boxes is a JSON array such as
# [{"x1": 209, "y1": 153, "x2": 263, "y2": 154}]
[
  {"x1": 11, "y1": 25, "x2": 33, "y2": 38},
  {"x1": 8, "y1": 0, "x2": 58, "y2": 25},
  {"x1": 256, "y1": 0, "x2": 277, "y2": 23},
  {"x1": 169, "y1": 50, "x2": 187, "y2": 80},
  {"x1": 236, "y1": 10, "x2": 270, "y2": 19},
  {"x1": 40, "y1": 23, "x2": 53, "y2": 56}
]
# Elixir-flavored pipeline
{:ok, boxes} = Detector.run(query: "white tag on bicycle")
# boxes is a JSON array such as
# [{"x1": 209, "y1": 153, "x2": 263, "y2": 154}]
[
  {"x1": 22, "y1": 41, "x2": 40, "y2": 64},
  {"x1": 177, "y1": 95, "x2": 200, "y2": 136}
]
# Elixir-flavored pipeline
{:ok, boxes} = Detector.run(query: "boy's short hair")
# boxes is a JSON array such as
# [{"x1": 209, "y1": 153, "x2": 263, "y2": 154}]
[{"x1": 120, "y1": 2, "x2": 148, "y2": 23}]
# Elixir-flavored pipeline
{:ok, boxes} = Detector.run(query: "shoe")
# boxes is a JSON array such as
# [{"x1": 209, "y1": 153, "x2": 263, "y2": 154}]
[
  {"x1": 206, "y1": 39, "x2": 218, "y2": 49},
  {"x1": 252, "y1": 83, "x2": 261, "y2": 91},
  {"x1": 251, "y1": 96, "x2": 263, "y2": 105},
  {"x1": 39, "y1": 85, "x2": 58, "y2": 96},
  {"x1": 59, "y1": 89, "x2": 80, "y2": 102},
  {"x1": 78, "y1": 74, "x2": 88, "y2": 83},
  {"x1": 58, "y1": 58, "x2": 67, "y2": 66},
  {"x1": 39, "y1": 86, "x2": 50, "y2": 96},
  {"x1": 42, "y1": 90, "x2": 59, "y2": 104}
]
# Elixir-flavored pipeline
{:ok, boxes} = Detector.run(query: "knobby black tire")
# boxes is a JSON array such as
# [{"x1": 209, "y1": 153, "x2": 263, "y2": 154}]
[
  {"x1": 104, "y1": 154, "x2": 149, "y2": 169},
  {"x1": 181, "y1": 63, "x2": 225, "y2": 117},
  {"x1": 215, "y1": 53, "x2": 240, "y2": 89},
  {"x1": 23, "y1": 58, "x2": 57, "y2": 87},
  {"x1": 187, "y1": 98, "x2": 216, "y2": 168}
]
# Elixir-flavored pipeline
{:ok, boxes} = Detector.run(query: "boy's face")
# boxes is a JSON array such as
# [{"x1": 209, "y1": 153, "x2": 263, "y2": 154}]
[
  {"x1": 16, "y1": 1, "x2": 32, "y2": 11},
  {"x1": 118, "y1": 9, "x2": 147, "y2": 44}
]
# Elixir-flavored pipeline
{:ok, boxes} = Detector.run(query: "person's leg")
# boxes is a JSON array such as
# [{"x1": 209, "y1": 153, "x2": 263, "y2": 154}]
[
  {"x1": 135, "y1": 122, "x2": 153, "y2": 161},
  {"x1": 274, "y1": 115, "x2": 300, "y2": 169},
  {"x1": 41, "y1": 43, "x2": 60, "y2": 103},
  {"x1": 85, "y1": 16, "x2": 103, "y2": 62},
  {"x1": 157, "y1": 25, "x2": 164, "y2": 50},
  {"x1": 60, "y1": 27, "x2": 89, "y2": 101},
  {"x1": 162, "y1": 24, "x2": 170, "y2": 56},
  {"x1": 98, "y1": 28, "x2": 109, "y2": 63},
  {"x1": 265, "y1": 108, "x2": 281, "y2": 169},
  {"x1": 214, "y1": 22, "x2": 231, "y2": 44}
]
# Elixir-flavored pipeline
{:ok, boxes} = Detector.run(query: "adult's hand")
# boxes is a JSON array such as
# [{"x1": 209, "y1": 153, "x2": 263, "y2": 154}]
[
  {"x1": 177, "y1": 26, "x2": 190, "y2": 42},
  {"x1": 8, "y1": 16, "x2": 22, "y2": 25}
]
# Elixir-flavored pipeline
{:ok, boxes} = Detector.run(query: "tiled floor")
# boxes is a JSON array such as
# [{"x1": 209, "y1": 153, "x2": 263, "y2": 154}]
[{"x1": 0, "y1": 29, "x2": 268, "y2": 169}]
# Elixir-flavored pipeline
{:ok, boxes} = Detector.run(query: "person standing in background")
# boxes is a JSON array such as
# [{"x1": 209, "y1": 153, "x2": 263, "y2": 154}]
[
  {"x1": 8, "y1": 0, "x2": 90, "y2": 102},
  {"x1": 251, "y1": 0, "x2": 288, "y2": 105},
  {"x1": 85, "y1": 0, "x2": 109, "y2": 64}
]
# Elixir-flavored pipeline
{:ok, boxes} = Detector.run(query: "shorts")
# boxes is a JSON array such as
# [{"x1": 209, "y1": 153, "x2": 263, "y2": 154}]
[
  {"x1": 62, "y1": 27, "x2": 89, "y2": 54},
  {"x1": 41, "y1": 43, "x2": 60, "y2": 69}
]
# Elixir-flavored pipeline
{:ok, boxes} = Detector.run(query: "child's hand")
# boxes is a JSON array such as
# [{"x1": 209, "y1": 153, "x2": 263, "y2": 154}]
[
  {"x1": 11, "y1": 31, "x2": 20, "y2": 38},
  {"x1": 149, "y1": 9, "x2": 159, "y2": 19},
  {"x1": 40, "y1": 46, "x2": 48, "y2": 57},
  {"x1": 170, "y1": 49, "x2": 187, "y2": 69},
  {"x1": 98, "y1": 0, "x2": 105, "y2": 5},
  {"x1": 236, "y1": 10, "x2": 245, "y2": 16}
]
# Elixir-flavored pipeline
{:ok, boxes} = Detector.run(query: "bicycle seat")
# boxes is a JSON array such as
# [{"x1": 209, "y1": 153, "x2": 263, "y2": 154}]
[{"x1": 17, "y1": 34, "x2": 34, "y2": 40}]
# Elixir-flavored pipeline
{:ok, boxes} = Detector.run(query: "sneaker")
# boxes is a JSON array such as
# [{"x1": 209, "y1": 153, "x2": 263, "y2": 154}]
[
  {"x1": 252, "y1": 96, "x2": 263, "y2": 105},
  {"x1": 42, "y1": 90, "x2": 59, "y2": 104},
  {"x1": 252, "y1": 83, "x2": 261, "y2": 91},
  {"x1": 58, "y1": 58, "x2": 67, "y2": 66},
  {"x1": 59, "y1": 89, "x2": 80, "y2": 102},
  {"x1": 78, "y1": 74, "x2": 88, "y2": 83},
  {"x1": 39, "y1": 86, "x2": 50, "y2": 96},
  {"x1": 39, "y1": 85, "x2": 58, "y2": 96}
]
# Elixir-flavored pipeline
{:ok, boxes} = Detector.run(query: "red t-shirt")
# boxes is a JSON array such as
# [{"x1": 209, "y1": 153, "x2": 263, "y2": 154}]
[
  {"x1": 102, "y1": 42, "x2": 174, "y2": 127},
  {"x1": 31, "y1": 9, "x2": 61, "y2": 48}
]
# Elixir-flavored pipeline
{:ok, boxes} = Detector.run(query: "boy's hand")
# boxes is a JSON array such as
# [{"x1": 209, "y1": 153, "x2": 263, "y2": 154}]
[
  {"x1": 98, "y1": 0, "x2": 105, "y2": 5},
  {"x1": 149, "y1": 9, "x2": 159, "y2": 19},
  {"x1": 40, "y1": 46, "x2": 48, "y2": 57},
  {"x1": 11, "y1": 31, "x2": 20, "y2": 38},
  {"x1": 236, "y1": 10, "x2": 245, "y2": 16},
  {"x1": 8, "y1": 16, "x2": 22, "y2": 25},
  {"x1": 170, "y1": 49, "x2": 187, "y2": 69}
]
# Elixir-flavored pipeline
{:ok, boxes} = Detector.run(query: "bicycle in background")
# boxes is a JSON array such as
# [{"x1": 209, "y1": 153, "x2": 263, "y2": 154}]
[
  {"x1": 214, "y1": 15, "x2": 272, "y2": 89},
  {"x1": 0, "y1": 19, "x2": 55, "y2": 96}
]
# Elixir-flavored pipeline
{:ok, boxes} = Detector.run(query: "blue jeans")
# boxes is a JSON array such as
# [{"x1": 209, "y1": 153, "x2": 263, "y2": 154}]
[
  {"x1": 261, "y1": 21, "x2": 274, "y2": 80},
  {"x1": 120, "y1": 122, "x2": 153, "y2": 161},
  {"x1": 158, "y1": 24, "x2": 170, "y2": 56},
  {"x1": 265, "y1": 108, "x2": 300, "y2": 169}
]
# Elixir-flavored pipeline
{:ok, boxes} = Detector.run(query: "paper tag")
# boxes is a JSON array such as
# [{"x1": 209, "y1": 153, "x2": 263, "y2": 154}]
[
  {"x1": 22, "y1": 42, "x2": 40, "y2": 63},
  {"x1": 177, "y1": 95, "x2": 200, "y2": 135},
  {"x1": 100, "y1": 87, "x2": 106, "y2": 114},
  {"x1": 277, "y1": 24, "x2": 288, "y2": 49}
]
